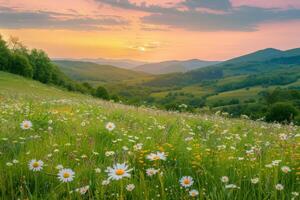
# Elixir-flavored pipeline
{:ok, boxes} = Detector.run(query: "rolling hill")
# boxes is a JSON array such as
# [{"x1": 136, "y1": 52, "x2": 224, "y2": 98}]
[
  {"x1": 141, "y1": 48, "x2": 300, "y2": 87},
  {"x1": 55, "y1": 58, "x2": 148, "y2": 69},
  {"x1": 134, "y1": 59, "x2": 220, "y2": 74},
  {"x1": 53, "y1": 60, "x2": 150, "y2": 85},
  {"x1": 51, "y1": 48, "x2": 300, "y2": 120},
  {"x1": 106, "y1": 49, "x2": 300, "y2": 119},
  {"x1": 223, "y1": 47, "x2": 300, "y2": 64}
]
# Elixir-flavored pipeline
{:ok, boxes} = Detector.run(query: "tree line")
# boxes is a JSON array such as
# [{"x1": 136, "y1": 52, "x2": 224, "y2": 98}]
[{"x1": 0, "y1": 34, "x2": 114, "y2": 101}]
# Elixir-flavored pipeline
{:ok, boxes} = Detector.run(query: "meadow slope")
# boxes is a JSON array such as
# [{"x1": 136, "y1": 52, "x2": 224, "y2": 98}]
[{"x1": 0, "y1": 72, "x2": 299, "y2": 199}]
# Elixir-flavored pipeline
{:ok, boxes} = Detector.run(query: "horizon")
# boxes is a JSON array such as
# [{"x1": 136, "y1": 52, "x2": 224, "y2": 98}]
[
  {"x1": 1, "y1": 0, "x2": 300, "y2": 62},
  {"x1": 51, "y1": 46, "x2": 298, "y2": 63}
]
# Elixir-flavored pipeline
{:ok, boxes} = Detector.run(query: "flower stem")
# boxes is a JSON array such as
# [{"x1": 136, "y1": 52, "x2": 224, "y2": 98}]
[{"x1": 34, "y1": 174, "x2": 38, "y2": 199}]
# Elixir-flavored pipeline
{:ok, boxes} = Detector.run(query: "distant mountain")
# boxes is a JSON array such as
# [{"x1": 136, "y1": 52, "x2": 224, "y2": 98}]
[
  {"x1": 53, "y1": 60, "x2": 149, "y2": 85},
  {"x1": 54, "y1": 58, "x2": 148, "y2": 69},
  {"x1": 284, "y1": 48, "x2": 300, "y2": 57},
  {"x1": 134, "y1": 59, "x2": 220, "y2": 74},
  {"x1": 223, "y1": 48, "x2": 300, "y2": 64},
  {"x1": 141, "y1": 48, "x2": 300, "y2": 87}
]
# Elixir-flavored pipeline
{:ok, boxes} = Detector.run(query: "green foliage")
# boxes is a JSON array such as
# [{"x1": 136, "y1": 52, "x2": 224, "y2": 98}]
[
  {"x1": 266, "y1": 102, "x2": 298, "y2": 123},
  {"x1": 217, "y1": 73, "x2": 298, "y2": 92},
  {"x1": 0, "y1": 35, "x2": 11, "y2": 71},
  {"x1": 29, "y1": 49, "x2": 53, "y2": 83},
  {"x1": 94, "y1": 86, "x2": 109, "y2": 100},
  {"x1": 144, "y1": 68, "x2": 224, "y2": 87},
  {"x1": 110, "y1": 94, "x2": 120, "y2": 102},
  {"x1": 10, "y1": 53, "x2": 33, "y2": 78}
]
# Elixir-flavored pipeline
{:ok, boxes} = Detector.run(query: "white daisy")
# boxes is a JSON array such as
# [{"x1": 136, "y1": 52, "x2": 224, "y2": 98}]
[
  {"x1": 20, "y1": 120, "x2": 32, "y2": 130},
  {"x1": 251, "y1": 177, "x2": 259, "y2": 184},
  {"x1": 272, "y1": 160, "x2": 281, "y2": 166},
  {"x1": 179, "y1": 176, "x2": 194, "y2": 188},
  {"x1": 221, "y1": 176, "x2": 229, "y2": 183},
  {"x1": 6, "y1": 162, "x2": 13, "y2": 167},
  {"x1": 58, "y1": 168, "x2": 75, "y2": 183},
  {"x1": 281, "y1": 166, "x2": 291, "y2": 173},
  {"x1": 95, "y1": 168, "x2": 101, "y2": 173},
  {"x1": 12, "y1": 159, "x2": 19, "y2": 164},
  {"x1": 275, "y1": 184, "x2": 284, "y2": 191},
  {"x1": 28, "y1": 159, "x2": 44, "y2": 171},
  {"x1": 146, "y1": 168, "x2": 159, "y2": 177},
  {"x1": 126, "y1": 184, "x2": 135, "y2": 191},
  {"x1": 146, "y1": 152, "x2": 167, "y2": 161},
  {"x1": 133, "y1": 143, "x2": 143, "y2": 151},
  {"x1": 56, "y1": 164, "x2": 64, "y2": 170},
  {"x1": 106, "y1": 163, "x2": 133, "y2": 180},
  {"x1": 105, "y1": 151, "x2": 115, "y2": 157},
  {"x1": 102, "y1": 179, "x2": 110, "y2": 185},
  {"x1": 225, "y1": 184, "x2": 239, "y2": 189},
  {"x1": 105, "y1": 122, "x2": 116, "y2": 131},
  {"x1": 292, "y1": 192, "x2": 299, "y2": 197},
  {"x1": 122, "y1": 146, "x2": 129, "y2": 151},
  {"x1": 75, "y1": 185, "x2": 89, "y2": 195},
  {"x1": 189, "y1": 189, "x2": 199, "y2": 197}
]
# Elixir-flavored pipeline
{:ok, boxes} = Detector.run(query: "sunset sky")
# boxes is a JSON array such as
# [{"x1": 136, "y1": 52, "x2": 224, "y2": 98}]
[{"x1": 1, "y1": 0, "x2": 300, "y2": 62}]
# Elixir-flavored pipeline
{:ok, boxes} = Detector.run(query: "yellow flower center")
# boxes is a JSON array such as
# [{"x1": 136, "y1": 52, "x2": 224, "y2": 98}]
[
  {"x1": 115, "y1": 169, "x2": 125, "y2": 175},
  {"x1": 24, "y1": 123, "x2": 29, "y2": 128},
  {"x1": 184, "y1": 179, "x2": 190, "y2": 185},
  {"x1": 63, "y1": 173, "x2": 70, "y2": 178},
  {"x1": 32, "y1": 162, "x2": 39, "y2": 168},
  {"x1": 153, "y1": 155, "x2": 160, "y2": 160}
]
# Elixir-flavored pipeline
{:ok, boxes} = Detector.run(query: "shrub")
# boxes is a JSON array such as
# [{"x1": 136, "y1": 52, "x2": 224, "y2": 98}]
[
  {"x1": 94, "y1": 86, "x2": 109, "y2": 100},
  {"x1": 10, "y1": 53, "x2": 33, "y2": 78},
  {"x1": 266, "y1": 102, "x2": 298, "y2": 123}
]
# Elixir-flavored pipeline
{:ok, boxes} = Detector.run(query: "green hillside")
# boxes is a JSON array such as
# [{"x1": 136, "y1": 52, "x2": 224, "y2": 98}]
[
  {"x1": 0, "y1": 71, "x2": 88, "y2": 99},
  {"x1": 134, "y1": 59, "x2": 219, "y2": 74},
  {"x1": 0, "y1": 71, "x2": 299, "y2": 199},
  {"x1": 222, "y1": 48, "x2": 300, "y2": 64},
  {"x1": 107, "y1": 55, "x2": 300, "y2": 121},
  {"x1": 54, "y1": 60, "x2": 150, "y2": 85}
]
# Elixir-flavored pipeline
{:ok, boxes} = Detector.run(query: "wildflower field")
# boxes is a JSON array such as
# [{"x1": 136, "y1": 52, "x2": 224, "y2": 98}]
[{"x1": 0, "y1": 72, "x2": 299, "y2": 199}]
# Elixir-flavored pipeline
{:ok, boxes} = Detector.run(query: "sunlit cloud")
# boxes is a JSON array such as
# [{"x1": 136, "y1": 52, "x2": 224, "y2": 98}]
[
  {"x1": 0, "y1": 0, "x2": 300, "y2": 61},
  {"x1": 0, "y1": 6, "x2": 129, "y2": 30},
  {"x1": 128, "y1": 41, "x2": 162, "y2": 52}
]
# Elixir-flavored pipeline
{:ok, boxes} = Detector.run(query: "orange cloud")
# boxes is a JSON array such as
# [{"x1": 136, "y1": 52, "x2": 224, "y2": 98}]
[{"x1": 0, "y1": 0, "x2": 300, "y2": 62}]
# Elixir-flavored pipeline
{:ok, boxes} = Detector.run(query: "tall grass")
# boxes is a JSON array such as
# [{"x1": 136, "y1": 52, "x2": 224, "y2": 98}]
[{"x1": 0, "y1": 75, "x2": 299, "y2": 199}]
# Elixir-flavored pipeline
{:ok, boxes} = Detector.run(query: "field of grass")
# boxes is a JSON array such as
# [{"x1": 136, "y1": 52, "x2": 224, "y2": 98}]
[
  {"x1": 150, "y1": 85, "x2": 213, "y2": 99},
  {"x1": 0, "y1": 72, "x2": 299, "y2": 199},
  {"x1": 206, "y1": 86, "x2": 272, "y2": 105}
]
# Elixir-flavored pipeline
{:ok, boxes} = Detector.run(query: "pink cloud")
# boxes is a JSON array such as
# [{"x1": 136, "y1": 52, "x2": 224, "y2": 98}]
[
  {"x1": 129, "y1": 0, "x2": 183, "y2": 7},
  {"x1": 231, "y1": 0, "x2": 300, "y2": 9}
]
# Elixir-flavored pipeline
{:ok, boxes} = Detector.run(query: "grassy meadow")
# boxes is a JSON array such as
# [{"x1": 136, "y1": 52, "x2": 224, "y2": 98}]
[{"x1": 0, "y1": 71, "x2": 299, "y2": 199}]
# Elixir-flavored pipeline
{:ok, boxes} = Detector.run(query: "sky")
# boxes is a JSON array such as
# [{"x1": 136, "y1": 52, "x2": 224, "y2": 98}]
[{"x1": 0, "y1": 0, "x2": 300, "y2": 62}]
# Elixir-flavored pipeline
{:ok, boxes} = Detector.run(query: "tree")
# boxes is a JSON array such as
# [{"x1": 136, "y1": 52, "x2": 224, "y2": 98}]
[
  {"x1": 81, "y1": 82, "x2": 94, "y2": 94},
  {"x1": 10, "y1": 53, "x2": 33, "y2": 78},
  {"x1": 29, "y1": 49, "x2": 53, "y2": 83},
  {"x1": 110, "y1": 94, "x2": 120, "y2": 102},
  {"x1": 0, "y1": 35, "x2": 11, "y2": 71},
  {"x1": 266, "y1": 102, "x2": 298, "y2": 123},
  {"x1": 94, "y1": 86, "x2": 109, "y2": 100}
]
